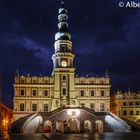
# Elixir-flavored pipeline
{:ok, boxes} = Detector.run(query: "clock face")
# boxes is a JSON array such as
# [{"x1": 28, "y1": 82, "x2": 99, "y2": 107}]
[{"x1": 61, "y1": 61, "x2": 67, "y2": 67}]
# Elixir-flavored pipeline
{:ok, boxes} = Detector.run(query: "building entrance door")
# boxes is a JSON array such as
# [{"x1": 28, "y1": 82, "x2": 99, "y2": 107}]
[{"x1": 68, "y1": 118, "x2": 80, "y2": 133}]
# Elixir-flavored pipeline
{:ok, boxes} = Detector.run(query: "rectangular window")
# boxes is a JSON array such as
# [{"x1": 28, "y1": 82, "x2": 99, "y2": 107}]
[
  {"x1": 136, "y1": 111, "x2": 139, "y2": 115},
  {"x1": 80, "y1": 103, "x2": 85, "y2": 107},
  {"x1": 129, "y1": 102, "x2": 132, "y2": 105},
  {"x1": 90, "y1": 103, "x2": 95, "y2": 110},
  {"x1": 20, "y1": 90, "x2": 25, "y2": 96},
  {"x1": 62, "y1": 75, "x2": 67, "y2": 80},
  {"x1": 32, "y1": 90, "x2": 37, "y2": 97},
  {"x1": 123, "y1": 102, "x2": 126, "y2": 105},
  {"x1": 80, "y1": 90, "x2": 85, "y2": 96},
  {"x1": 32, "y1": 104, "x2": 37, "y2": 111},
  {"x1": 44, "y1": 104, "x2": 48, "y2": 111},
  {"x1": 123, "y1": 110, "x2": 127, "y2": 115},
  {"x1": 20, "y1": 79, "x2": 25, "y2": 84},
  {"x1": 100, "y1": 103, "x2": 105, "y2": 111},
  {"x1": 62, "y1": 88, "x2": 66, "y2": 95},
  {"x1": 101, "y1": 90, "x2": 105, "y2": 96},
  {"x1": 44, "y1": 90, "x2": 48, "y2": 97},
  {"x1": 91, "y1": 90, "x2": 95, "y2": 96},
  {"x1": 33, "y1": 80, "x2": 37, "y2": 84},
  {"x1": 130, "y1": 111, "x2": 133, "y2": 115},
  {"x1": 20, "y1": 103, "x2": 24, "y2": 111},
  {"x1": 136, "y1": 102, "x2": 139, "y2": 105}
]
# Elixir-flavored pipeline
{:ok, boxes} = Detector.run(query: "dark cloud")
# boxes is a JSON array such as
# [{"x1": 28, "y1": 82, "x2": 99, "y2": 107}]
[{"x1": 0, "y1": 0, "x2": 140, "y2": 108}]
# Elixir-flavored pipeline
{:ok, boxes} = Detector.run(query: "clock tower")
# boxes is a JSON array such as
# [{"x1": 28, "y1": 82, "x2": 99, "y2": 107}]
[{"x1": 51, "y1": 0, "x2": 77, "y2": 110}]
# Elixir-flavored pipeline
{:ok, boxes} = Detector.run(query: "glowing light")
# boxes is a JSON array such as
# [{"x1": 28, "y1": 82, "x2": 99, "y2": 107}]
[
  {"x1": 67, "y1": 109, "x2": 81, "y2": 116},
  {"x1": 3, "y1": 119, "x2": 9, "y2": 125}
]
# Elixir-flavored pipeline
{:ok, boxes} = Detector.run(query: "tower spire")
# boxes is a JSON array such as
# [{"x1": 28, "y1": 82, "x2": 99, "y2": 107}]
[{"x1": 55, "y1": 0, "x2": 71, "y2": 41}]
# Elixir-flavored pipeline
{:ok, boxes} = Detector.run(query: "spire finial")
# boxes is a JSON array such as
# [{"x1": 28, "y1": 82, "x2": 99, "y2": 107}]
[
  {"x1": 16, "y1": 65, "x2": 19, "y2": 77},
  {"x1": 61, "y1": 0, "x2": 65, "y2": 8},
  {"x1": 61, "y1": 0, "x2": 64, "y2": 4},
  {"x1": 105, "y1": 69, "x2": 109, "y2": 78},
  {"x1": 128, "y1": 88, "x2": 131, "y2": 93},
  {"x1": 117, "y1": 88, "x2": 120, "y2": 94}
]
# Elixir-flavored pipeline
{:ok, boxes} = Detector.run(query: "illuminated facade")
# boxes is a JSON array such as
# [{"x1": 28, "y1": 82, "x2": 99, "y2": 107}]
[
  {"x1": 13, "y1": 0, "x2": 110, "y2": 121},
  {"x1": 0, "y1": 102, "x2": 13, "y2": 133},
  {"x1": 110, "y1": 90, "x2": 140, "y2": 122}
]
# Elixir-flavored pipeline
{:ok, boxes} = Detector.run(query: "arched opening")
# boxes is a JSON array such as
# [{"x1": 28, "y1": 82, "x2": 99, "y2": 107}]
[
  {"x1": 68, "y1": 118, "x2": 80, "y2": 133},
  {"x1": 44, "y1": 120, "x2": 52, "y2": 133},
  {"x1": 56, "y1": 120, "x2": 64, "y2": 133},
  {"x1": 84, "y1": 120, "x2": 92, "y2": 133},
  {"x1": 96, "y1": 120, "x2": 104, "y2": 133}
]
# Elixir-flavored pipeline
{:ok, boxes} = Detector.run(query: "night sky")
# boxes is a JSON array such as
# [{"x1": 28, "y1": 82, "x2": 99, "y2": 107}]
[{"x1": 0, "y1": 0, "x2": 140, "y2": 108}]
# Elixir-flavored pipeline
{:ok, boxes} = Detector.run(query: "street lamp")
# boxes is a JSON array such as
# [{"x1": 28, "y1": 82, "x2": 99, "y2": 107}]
[{"x1": 3, "y1": 119, "x2": 9, "y2": 131}]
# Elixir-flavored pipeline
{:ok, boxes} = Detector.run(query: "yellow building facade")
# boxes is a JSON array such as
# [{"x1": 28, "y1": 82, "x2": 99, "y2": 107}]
[
  {"x1": 111, "y1": 90, "x2": 140, "y2": 122},
  {"x1": 13, "y1": 1, "x2": 111, "y2": 121}
]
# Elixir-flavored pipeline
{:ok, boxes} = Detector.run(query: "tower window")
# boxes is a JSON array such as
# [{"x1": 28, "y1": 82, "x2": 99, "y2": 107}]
[
  {"x1": 32, "y1": 90, "x2": 37, "y2": 97},
  {"x1": 44, "y1": 104, "x2": 48, "y2": 111},
  {"x1": 62, "y1": 75, "x2": 67, "y2": 80},
  {"x1": 101, "y1": 90, "x2": 105, "y2": 96},
  {"x1": 44, "y1": 90, "x2": 48, "y2": 97},
  {"x1": 61, "y1": 45, "x2": 67, "y2": 52},
  {"x1": 91, "y1": 90, "x2": 95, "y2": 96},
  {"x1": 62, "y1": 88, "x2": 66, "y2": 95},
  {"x1": 80, "y1": 90, "x2": 85, "y2": 96},
  {"x1": 20, "y1": 103, "x2": 24, "y2": 111},
  {"x1": 32, "y1": 104, "x2": 37, "y2": 111},
  {"x1": 20, "y1": 90, "x2": 25, "y2": 96}
]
